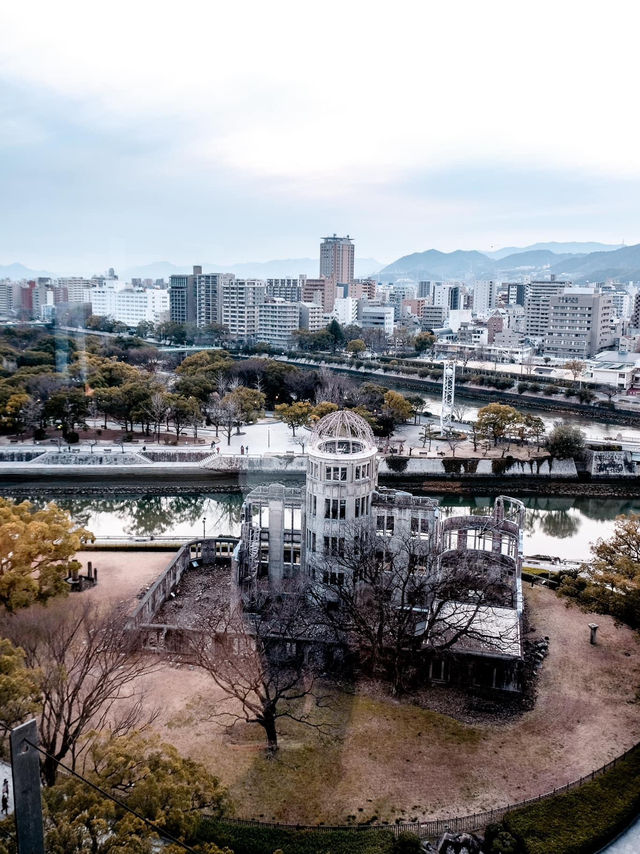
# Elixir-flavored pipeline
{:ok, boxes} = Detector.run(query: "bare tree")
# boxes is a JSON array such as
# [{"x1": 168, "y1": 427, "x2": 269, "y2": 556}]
[
  {"x1": 419, "y1": 423, "x2": 437, "y2": 450},
  {"x1": 145, "y1": 391, "x2": 169, "y2": 442},
  {"x1": 451, "y1": 405, "x2": 468, "y2": 423},
  {"x1": 0, "y1": 599, "x2": 158, "y2": 786},
  {"x1": 315, "y1": 367, "x2": 354, "y2": 405},
  {"x1": 444, "y1": 432, "x2": 465, "y2": 458},
  {"x1": 192, "y1": 592, "x2": 329, "y2": 754},
  {"x1": 219, "y1": 397, "x2": 241, "y2": 446},
  {"x1": 313, "y1": 521, "x2": 516, "y2": 694}
]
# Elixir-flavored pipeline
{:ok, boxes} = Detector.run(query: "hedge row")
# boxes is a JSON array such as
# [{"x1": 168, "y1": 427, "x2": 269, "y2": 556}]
[
  {"x1": 496, "y1": 742, "x2": 640, "y2": 854},
  {"x1": 196, "y1": 819, "x2": 413, "y2": 854}
]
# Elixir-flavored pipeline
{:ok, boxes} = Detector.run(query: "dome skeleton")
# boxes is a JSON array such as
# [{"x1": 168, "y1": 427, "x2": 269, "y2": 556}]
[{"x1": 309, "y1": 410, "x2": 376, "y2": 449}]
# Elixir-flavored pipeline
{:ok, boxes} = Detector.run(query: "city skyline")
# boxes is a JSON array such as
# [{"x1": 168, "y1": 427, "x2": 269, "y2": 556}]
[{"x1": 1, "y1": 2, "x2": 639, "y2": 271}]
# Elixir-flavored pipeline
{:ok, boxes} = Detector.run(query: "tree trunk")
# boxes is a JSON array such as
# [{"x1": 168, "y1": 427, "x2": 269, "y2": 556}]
[
  {"x1": 42, "y1": 753, "x2": 58, "y2": 787},
  {"x1": 263, "y1": 713, "x2": 278, "y2": 755}
]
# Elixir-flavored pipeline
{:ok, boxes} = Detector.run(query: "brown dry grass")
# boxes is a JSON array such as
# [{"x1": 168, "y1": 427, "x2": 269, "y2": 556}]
[
  {"x1": 78, "y1": 551, "x2": 640, "y2": 822},
  {"x1": 129, "y1": 586, "x2": 640, "y2": 824}
]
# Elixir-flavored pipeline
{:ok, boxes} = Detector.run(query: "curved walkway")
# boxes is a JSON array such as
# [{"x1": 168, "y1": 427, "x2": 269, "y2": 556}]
[{"x1": 603, "y1": 817, "x2": 640, "y2": 852}]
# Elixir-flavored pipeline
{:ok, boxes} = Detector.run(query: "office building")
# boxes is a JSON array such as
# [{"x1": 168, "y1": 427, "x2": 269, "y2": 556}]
[
  {"x1": 432, "y1": 282, "x2": 460, "y2": 312},
  {"x1": 88, "y1": 283, "x2": 169, "y2": 326},
  {"x1": 320, "y1": 234, "x2": 354, "y2": 284},
  {"x1": 506, "y1": 282, "x2": 526, "y2": 307},
  {"x1": 359, "y1": 303, "x2": 394, "y2": 336},
  {"x1": 544, "y1": 289, "x2": 614, "y2": 359},
  {"x1": 169, "y1": 270, "x2": 197, "y2": 325}
]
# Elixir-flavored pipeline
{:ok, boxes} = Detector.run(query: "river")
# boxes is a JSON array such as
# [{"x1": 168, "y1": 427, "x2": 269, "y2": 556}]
[{"x1": 13, "y1": 490, "x2": 640, "y2": 561}]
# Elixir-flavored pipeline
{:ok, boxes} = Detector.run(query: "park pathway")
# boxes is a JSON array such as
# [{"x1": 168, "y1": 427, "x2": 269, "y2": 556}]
[{"x1": 602, "y1": 816, "x2": 640, "y2": 852}]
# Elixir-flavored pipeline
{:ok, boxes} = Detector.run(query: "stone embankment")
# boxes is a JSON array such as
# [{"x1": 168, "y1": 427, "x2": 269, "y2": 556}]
[{"x1": 1, "y1": 447, "x2": 640, "y2": 498}]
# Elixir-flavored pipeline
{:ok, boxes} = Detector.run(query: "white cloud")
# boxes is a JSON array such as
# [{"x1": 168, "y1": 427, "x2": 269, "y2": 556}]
[{"x1": 1, "y1": 0, "x2": 639, "y2": 189}]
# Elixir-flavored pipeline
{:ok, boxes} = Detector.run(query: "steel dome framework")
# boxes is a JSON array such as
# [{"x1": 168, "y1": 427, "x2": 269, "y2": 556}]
[{"x1": 309, "y1": 409, "x2": 376, "y2": 448}]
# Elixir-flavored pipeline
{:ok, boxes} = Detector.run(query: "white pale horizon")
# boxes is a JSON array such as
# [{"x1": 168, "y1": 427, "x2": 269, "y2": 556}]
[{"x1": 0, "y1": 0, "x2": 638, "y2": 271}]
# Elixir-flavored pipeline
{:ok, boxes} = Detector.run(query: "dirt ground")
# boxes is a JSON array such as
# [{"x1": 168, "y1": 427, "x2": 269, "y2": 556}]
[
  {"x1": 119, "y1": 584, "x2": 640, "y2": 824},
  {"x1": 74, "y1": 549, "x2": 175, "y2": 612}
]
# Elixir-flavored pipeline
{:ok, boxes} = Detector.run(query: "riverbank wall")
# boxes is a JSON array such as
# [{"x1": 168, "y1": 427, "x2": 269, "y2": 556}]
[{"x1": 3, "y1": 462, "x2": 640, "y2": 498}]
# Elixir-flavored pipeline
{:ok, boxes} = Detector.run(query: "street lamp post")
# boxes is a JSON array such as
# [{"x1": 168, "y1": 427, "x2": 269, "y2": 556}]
[
  {"x1": 267, "y1": 427, "x2": 271, "y2": 449},
  {"x1": 202, "y1": 518, "x2": 206, "y2": 540}
]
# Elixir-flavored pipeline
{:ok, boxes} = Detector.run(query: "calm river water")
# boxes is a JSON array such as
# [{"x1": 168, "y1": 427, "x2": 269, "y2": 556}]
[{"x1": 13, "y1": 490, "x2": 640, "y2": 561}]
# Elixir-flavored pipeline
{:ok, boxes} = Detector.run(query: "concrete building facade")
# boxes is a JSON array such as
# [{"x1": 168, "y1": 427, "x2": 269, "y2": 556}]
[
  {"x1": 234, "y1": 411, "x2": 526, "y2": 693},
  {"x1": 544, "y1": 289, "x2": 614, "y2": 359}
]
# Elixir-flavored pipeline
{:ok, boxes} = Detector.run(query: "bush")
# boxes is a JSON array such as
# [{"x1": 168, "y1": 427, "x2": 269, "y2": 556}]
[
  {"x1": 500, "y1": 742, "x2": 640, "y2": 854},
  {"x1": 392, "y1": 832, "x2": 422, "y2": 853},
  {"x1": 33, "y1": 427, "x2": 46, "y2": 440},
  {"x1": 385, "y1": 456, "x2": 409, "y2": 473},
  {"x1": 196, "y1": 819, "x2": 396, "y2": 854},
  {"x1": 64, "y1": 430, "x2": 79, "y2": 444},
  {"x1": 517, "y1": 382, "x2": 530, "y2": 394},
  {"x1": 122, "y1": 433, "x2": 134, "y2": 442}
]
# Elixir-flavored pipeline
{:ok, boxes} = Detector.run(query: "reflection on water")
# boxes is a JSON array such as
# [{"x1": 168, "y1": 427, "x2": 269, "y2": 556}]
[
  {"x1": 26, "y1": 493, "x2": 244, "y2": 539},
  {"x1": 13, "y1": 490, "x2": 640, "y2": 559}
]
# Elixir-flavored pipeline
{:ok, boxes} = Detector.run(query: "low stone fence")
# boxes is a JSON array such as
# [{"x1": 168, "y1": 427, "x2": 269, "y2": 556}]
[
  {"x1": 40, "y1": 451, "x2": 151, "y2": 466},
  {"x1": 0, "y1": 449, "x2": 45, "y2": 462},
  {"x1": 141, "y1": 449, "x2": 213, "y2": 462}
]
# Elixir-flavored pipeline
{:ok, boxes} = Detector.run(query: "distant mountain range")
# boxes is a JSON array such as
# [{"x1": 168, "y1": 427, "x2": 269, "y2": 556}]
[
  {"x1": 3, "y1": 242, "x2": 639, "y2": 284},
  {"x1": 378, "y1": 242, "x2": 640, "y2": 283},
  {"x1": 0, "y1": 262, "x2": 56, "y2": 280},
  {"x1": 486, "y1": 241, "x2": 623, "y2": 260}
]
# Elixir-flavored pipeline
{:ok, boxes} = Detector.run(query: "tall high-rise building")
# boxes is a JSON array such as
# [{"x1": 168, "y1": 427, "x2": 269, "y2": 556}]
[
  {"x1": 169, "y1": 266, "x2": 233, "y2": 327},
  {"x1": 320, "y1": 234, "x2": 354, "y2": 284},
  {"x1": 169, "y1": 269, "x2": 197, "y2": 325}
]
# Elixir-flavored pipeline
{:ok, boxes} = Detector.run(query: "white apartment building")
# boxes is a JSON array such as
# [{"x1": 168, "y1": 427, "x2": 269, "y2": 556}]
[
  {"x1": 257, "y1": 299, "x2": 300, "y2": 349},
  {"x1": 299, "y1": 301, "x2": 324, "y2": 332},
  {"x1": 58, "y1": 277, "x2": 99, "y2": 304},
  {"x1": 524, "y1": 279, "x2": 568, "y2": 341},
  {"x1": 473, "y1": 280, "x2": 498, "y2": 318},
  {"x1": 332, "y1": 297, "x2": 358, "y2": 326},
  {"x1": 87, "y1": 283, "x2": 169, "y2": 326},
  {"x1": 220, "y1": 278, "x2": 266, "y2": 341}
]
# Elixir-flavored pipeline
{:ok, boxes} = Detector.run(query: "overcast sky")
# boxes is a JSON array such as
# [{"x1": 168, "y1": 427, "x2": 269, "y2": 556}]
[{"x1": 1, "y1": 1, "x2": 639, "y2": 273}]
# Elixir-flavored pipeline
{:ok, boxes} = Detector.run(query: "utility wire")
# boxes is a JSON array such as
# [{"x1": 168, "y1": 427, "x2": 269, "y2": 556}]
[{"x1": 0, "y1": 722, "x2": 201, "y2": 853}]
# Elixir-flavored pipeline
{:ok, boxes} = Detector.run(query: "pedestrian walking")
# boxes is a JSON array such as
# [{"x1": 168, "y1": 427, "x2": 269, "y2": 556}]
[
  {"x1": 1, "y1": 779, "x2": 8, "y2": 815},
  {"x1": 240, "y1": 445, "x2": 244, "y2": 455}
]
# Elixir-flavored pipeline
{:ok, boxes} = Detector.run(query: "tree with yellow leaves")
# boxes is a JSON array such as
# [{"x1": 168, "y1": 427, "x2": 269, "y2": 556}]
[{"x1": 0, "y1": 498, "x2": 93, "y2": 612}]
